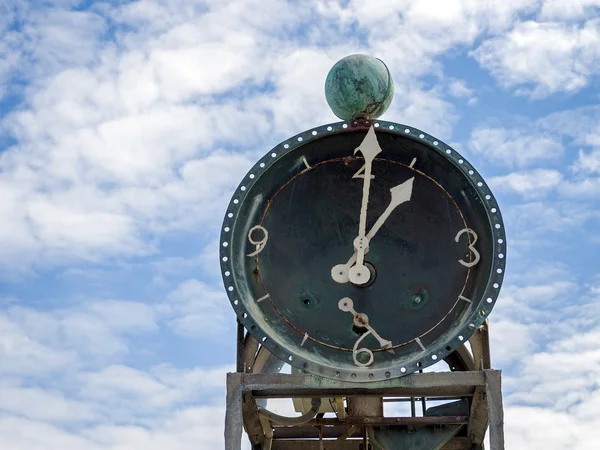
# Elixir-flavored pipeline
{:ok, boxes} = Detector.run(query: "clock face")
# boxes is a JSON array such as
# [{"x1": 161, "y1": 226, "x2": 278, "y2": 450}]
[{"x1": 220, "y1": 120, "x2": 506, "y2": 382}]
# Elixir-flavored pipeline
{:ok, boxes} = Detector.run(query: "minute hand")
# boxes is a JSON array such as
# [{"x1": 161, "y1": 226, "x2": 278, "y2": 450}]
[{"x1": 354, "y1": 127, "x2": 382, "y2": 264}]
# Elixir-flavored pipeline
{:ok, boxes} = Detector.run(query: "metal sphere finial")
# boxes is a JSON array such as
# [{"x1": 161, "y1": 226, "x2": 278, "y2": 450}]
[{"x1": 325, "y1": 54, "x2": 394, "y2": 121}]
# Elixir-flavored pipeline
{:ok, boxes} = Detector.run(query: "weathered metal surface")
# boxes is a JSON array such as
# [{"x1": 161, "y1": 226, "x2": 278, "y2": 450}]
[
  {"x1": 235, "y1": 371, "x2": 484, "y2": 398},
  {"x1": 307, "y1": 416, "x2": 468, "y2": 426},
  {"x1": 425, "y1": 399, "x2": 470, "y2": 417},
  {"x1": 373, "y1": 424, "x2": 463, "y2": 450},
  {"x1": 271, "y1": 441, "x2": 361, "y2": 450},
  {"x1": 441, "y1": 438, "x2": 472, "y2": 450},
  {"x1": 241, "y1": 392, "x2": 264, "y2": 446},
  {"x1": 468, "y1": 385, "x2": 488, "y2": 446},
  {"x1": 444, "y1": 344, "x2": 475, "y2": 372},
  {"x1": 273, "y1": 426, "x2": 362, "y2": 439},
  {"x1": 253, "y1": 346, "x2": 285, "y2": 375},
  {"x1": 225, "y1": 373, "x2": 244, "y2": 450},
  {"x1": 269, "y1": 437, "x2": 472, "y2": 450},
  {"x1": 467, "y1": 321, "x2": 492, "y2": 447},
  {"x1": 325, "y1": 54, "x2": 394, "y2": 121},
  {"x1": 221, "y1": 121, "x2": 506, "y2": 383},
  {"x1": 236, "y1": 320, "x2": 245, "y2": 373},
  {"x1": 243, "y1": 333, "x2": 260, "y2": 373},
  {"x1": 470, "y1": 320, "x2": 491, "y2": 371},
  {"x1": 485, "y1": 370, "x2": 505, "y2": 450},
  {"x1": 226, "y1": 371, "x2": 505, "y2": 450},
  {"x1": 329, "y1": 425, "x2": 358, "y2": 449},
  {"x1": 347, "y1": 397, "x2": 383, "y2": 418}
]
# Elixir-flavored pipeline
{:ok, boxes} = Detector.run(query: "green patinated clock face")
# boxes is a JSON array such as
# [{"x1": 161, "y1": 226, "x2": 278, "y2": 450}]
[{"x1": 220, "y1": 120, "x2": 506, "y2": 382}]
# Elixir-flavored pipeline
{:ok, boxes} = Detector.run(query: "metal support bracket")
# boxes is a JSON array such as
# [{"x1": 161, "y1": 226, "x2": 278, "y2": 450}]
[{"x1": 225, "y1": 370, "x2": 504, "y2": 450}]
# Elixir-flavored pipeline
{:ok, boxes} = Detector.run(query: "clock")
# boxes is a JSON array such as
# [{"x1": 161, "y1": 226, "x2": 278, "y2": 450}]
[{"x1": 220, "y1": 119, "x2": 505, "y2": 382}]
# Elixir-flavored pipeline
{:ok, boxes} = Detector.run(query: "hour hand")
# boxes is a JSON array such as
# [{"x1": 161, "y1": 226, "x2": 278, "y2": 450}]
[
  {"x1": 331, "y1": 177, "x2": 414, "y2": 284},
  {"x1": 366, "y1": 177, "x2": 414, "y2": 241}
]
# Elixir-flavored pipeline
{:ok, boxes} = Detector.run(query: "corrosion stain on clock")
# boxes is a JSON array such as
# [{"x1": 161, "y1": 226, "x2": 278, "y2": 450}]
[{"x1": 256, "y1": 154, "x2": 471, "y2": 352}]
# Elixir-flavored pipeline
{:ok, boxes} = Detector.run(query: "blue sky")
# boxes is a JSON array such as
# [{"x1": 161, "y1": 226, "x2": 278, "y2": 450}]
[{"x1": 1, "y1": 0, "x2": 600, "y2": 448}]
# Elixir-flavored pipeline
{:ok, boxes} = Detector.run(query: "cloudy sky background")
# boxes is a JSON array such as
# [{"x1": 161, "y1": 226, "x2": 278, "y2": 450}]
[{"x1": 1, "y1": 0, "x2": 600, "y2": 448}]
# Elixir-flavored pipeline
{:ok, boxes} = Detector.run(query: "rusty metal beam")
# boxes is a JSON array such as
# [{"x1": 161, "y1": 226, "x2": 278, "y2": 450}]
[
  {"x1": 273, "y1": 425, "x2": 362, "y2": 439},
  {"x1": 281, "y1": 416, "x2": 469, "y2": 426},
  {"x1": 468, "y1": 385, "x2": 488, "y2": 446},
  {"x1": 271, "y1": 441, "x2": 361, "y2": 450},
  {"x1": 243, "y1": 334, "x2": 260, "y2": 373},
  {"x1": 225, "y1": 372, "x2": 244, "y2": 450},
  {"x1": 469, "y1": 320, "x2": 491, "y2": 371},
  {"x1": 441, "y1": 437, "x2": 472, "y2": 450},
  {"x1": 485, "y1": 370, "x2": 505, "y2": 450},
  {"x1": 242, "y1": 393, "x2": 264, "y2": 446},
  {"x1": 268, "y1": 437, "x2": 473, "y2": 450},
  {"x1": 450, "y1": 343, "x2": 475, "y2": 372},
  {"x1": 234, "y1": 371, "x2": 484, "y2": 399},
  {"x1": 468, "y1": 319, "x2": 492, "y2": 446},
  {"x1": 236, "y1": 320, "x2": 245, "y2": 373}
]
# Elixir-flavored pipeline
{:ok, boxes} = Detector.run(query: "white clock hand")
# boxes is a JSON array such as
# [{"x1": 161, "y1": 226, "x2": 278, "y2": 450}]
[
  {"x1": 331, "y1": 177, "x2": 415, "y2": 284},
  {"x1": 355, "y1": 126, "x2": 382, "y2": 238},
  {"x1": 365, "y1": 323, "x2": 394, "y2": 352},
  {"x1": 365, "y1": 177, "x2": 414, "y2": 241},
  {"x1": 348, "y1": 127, "x2": 382, "y2": 284},
  {"x1": 338, "y1": 297, "x2": 394, "y2": 366}
]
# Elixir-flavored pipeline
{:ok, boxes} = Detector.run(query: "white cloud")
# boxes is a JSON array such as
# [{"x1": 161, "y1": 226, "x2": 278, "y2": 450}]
[
  {"x1": 447, "y1": 78, "x2": 474, "y2": 99},
  {"x1": 489, "y1": 319, "x2": 535, "y2": 366},
  {"x1": 76, "y1": 364, "x2": 222, "y2": 414},
  {"x1": 0, "y1": 315, "x2": 75, "y2": 376},
  {"x1": 469, "y1": 127, "x2": 563, "y2": 168},
  {"x1": 539, "y1": 0, "x2": 600, "y2": 20},
  {"x1": 0, "y1": 298, "x2": 161, "y2": 374},
  {"x1": 473, "y1": 19, "x2": 600, "y2": 97},
  {"x1": 165, "y1": 279, "x2": 232, "y2": 338},
  {"x1": 2, "y1": 1, "x2": 600, "y2": 449},
  {"x1": 0, "y1": 405, "x2": 233, "y2": 450},
  {"x1": 572, "y1": 148, "x2": 600, "y2": 174},
  {"x1": 22, "y1": 8, "x2": 108, "y2": 72},
  {"x1": 87, "y1": 300, "x2": 159, "y2": 334},
  {"x1": 539, "y1": 105, "x2": 600, "y2": 147},
  {"x1": 505, "y1": 406, "x2": 600, "y2": 449},
  {"x1": 489, "y1": 169, "x2": 562, "y2": 198},
  {"x1": 559, "y1": 176, "x2": 600, "y2": 198},
  {"x1": 2, "y1": 0, "x2": 529, "y2": 276},
  {"x1": 0, "y1": 383, "x2": 99, "y2": 423}
]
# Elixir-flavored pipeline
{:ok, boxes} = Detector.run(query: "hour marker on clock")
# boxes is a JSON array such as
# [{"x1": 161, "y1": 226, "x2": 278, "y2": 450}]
[
  {"x1": 455, "y1": 228, "x2": 481, "y2": 267},
  {"x1": 302, "y1": 156, "x2": 311, "y2": 169},
  {"x1": 415, "y1": 337, "x2": 426, "y2": 351},
  {"x1": 409, "y1": 157, "x2": 417, "y2": 168},
  {"x1": 247, "y1": 225, "x2": 269, "y2": 257},
  {"x1": 301, "y1": 333, "x2": 309, "y2": 346},
  {"x1": 256, "y1": 293, "x2": 270, "y2": 303},
  {"x1": 459, "y1": 295, "x2": 472, "y2": 303}
]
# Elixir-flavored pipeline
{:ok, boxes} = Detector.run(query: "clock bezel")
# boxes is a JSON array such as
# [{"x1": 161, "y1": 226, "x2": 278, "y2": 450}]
[{"x1": 219, "y1": 120, "x2": 506, "y2": 382}]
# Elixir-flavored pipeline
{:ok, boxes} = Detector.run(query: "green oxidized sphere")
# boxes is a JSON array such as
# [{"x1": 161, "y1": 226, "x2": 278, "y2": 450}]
[{"x1": 325, "y1": 54, "x2": 394, "y2": 121}]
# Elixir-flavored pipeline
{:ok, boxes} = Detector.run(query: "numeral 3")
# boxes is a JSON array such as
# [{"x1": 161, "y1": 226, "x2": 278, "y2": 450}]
[{"x1": 455, "y1": 228, "x2": 480, "y2": 268}]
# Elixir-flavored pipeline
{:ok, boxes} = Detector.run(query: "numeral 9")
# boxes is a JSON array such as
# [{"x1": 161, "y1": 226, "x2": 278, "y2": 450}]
[{"x1": 247, "y1": 225, "x2": 269, "y2": 257}]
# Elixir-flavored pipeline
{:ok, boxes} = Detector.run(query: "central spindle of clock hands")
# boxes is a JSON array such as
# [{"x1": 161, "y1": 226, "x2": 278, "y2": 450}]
[
  {"x1": 338, "y1": 297, "x2": 394, "y2": 367},
  {"x1": 347, "y1": 127, "x2": 382, "y2": 285},
  {"x1": 331, "y1": 176, "x2": 415, "y2": 284}
]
